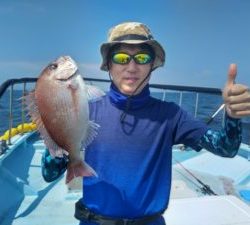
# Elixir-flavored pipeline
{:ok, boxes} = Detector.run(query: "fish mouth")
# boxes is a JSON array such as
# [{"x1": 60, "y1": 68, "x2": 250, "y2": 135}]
[{"x1": 56, "y1": 69, "x2": 79, "y2": 81}]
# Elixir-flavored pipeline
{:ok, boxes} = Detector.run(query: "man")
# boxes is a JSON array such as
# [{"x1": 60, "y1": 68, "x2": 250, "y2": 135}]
[{"x1": 42, "y1": 22, "x2": 250, "y2": 225}]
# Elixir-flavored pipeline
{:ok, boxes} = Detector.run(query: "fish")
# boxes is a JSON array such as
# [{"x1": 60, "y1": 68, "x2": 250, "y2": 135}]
[{"x1": 25, "y1": 56, "x2": 104, "y2": 184}]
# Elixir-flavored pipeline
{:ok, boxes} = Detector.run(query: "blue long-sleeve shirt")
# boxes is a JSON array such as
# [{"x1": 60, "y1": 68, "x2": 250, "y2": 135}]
[{"x1": 41, "y1": 84, "x2": 241, "y2": 225}]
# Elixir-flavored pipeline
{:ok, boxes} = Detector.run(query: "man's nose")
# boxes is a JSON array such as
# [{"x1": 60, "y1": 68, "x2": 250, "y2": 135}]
[{"x1": 127, "y1": 59, "x2": 138, "y2": 72}]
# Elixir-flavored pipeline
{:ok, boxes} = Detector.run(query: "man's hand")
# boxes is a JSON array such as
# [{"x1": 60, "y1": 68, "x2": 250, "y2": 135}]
[
  {"x1": 41, "y1": 149, "x2": 68, "y2": 182},
  {"x1": 223, "y1": 64, "x2": 250, "y2": 118}
]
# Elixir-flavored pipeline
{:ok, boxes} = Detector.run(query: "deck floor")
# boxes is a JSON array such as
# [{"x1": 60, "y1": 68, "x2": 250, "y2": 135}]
[{"x1": 0, "y1": 133, "x2": 249, "y2": 225}]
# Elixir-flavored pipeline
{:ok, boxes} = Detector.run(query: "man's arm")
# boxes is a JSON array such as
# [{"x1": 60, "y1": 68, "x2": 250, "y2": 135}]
[{"x1": 197, "y1": 114, "x2": 242, "y2": 157}]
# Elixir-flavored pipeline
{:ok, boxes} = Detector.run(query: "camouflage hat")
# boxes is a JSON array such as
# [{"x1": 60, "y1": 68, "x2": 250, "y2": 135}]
[{"x1": 100, "y1": 22, "x2": 165, "y2": 71}]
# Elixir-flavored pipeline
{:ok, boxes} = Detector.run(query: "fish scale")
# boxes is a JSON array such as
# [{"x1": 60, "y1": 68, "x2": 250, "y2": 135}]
[{"x1": 25, "y1": 56, "x2": 105, "y2": 183}]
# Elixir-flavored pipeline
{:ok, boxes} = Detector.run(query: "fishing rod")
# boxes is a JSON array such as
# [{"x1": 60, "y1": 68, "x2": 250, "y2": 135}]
[
  {"x1": 178, "y1": 103, "x2": 225, "y2": 152},
  {"x1": 206, "y1": 104, "x2": 225, "y2": 125},
  {"x1": 174, "y1": 103, "x2": 226, "y2": 195},
  {"x1": 174, "y1": 158, "x2": 217, "y2": 196}
]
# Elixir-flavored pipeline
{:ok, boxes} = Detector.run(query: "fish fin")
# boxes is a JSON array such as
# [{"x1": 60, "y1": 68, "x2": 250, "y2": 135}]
[
  {"x1": 23, "y1": 92, "x2": 67, "y2": 158},
  {"x1": 66, "y1": 161, "x2": 97, "y2": 184},
  {"x1": 85, "y1": 84, "x2": 105, "y2": 100},
  {"x1": 81, "y1": 121, "x2": 100, "y2": 149},
  {"x1": 23, "y1": 91, "x2": 41, "y2": 124}
]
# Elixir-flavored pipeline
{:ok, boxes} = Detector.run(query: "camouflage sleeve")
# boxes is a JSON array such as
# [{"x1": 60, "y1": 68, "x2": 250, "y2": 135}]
[
  {"x1": 41, "y1": 149, "x2": 68, "y2": 182},
  {"x1": 197, "y1": 114, "x2": 242, "y2": 157}
]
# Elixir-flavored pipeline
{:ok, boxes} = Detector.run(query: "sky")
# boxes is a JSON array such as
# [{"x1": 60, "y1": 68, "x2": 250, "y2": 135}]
[{"x1": 0, "y1": 0, "x2": 250, "y2": 88}]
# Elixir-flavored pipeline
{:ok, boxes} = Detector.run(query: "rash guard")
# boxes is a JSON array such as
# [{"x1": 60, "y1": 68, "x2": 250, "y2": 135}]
[{"x1": 41, "y1": 83, "x2": 241, "y2": 225}]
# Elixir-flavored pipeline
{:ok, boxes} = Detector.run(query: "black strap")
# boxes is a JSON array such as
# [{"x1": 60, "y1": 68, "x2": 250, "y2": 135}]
[
  {"x1": 75, "y1": 200, "x2": 161, "y2": 225},
  {"x1": 113, "y1": 34, "x2": 153, "y2": 42}
]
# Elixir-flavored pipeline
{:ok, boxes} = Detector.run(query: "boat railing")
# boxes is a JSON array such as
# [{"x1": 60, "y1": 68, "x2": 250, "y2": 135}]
[
  {"x1": 0, "y1": 77, "x2": 227, "y2": 147},
  {"x1": 0, "y1": 78, "x2": 37, "y2": 146},
  {"x1": 84, "y1": 78, "x2": 224, "y2": 121}
]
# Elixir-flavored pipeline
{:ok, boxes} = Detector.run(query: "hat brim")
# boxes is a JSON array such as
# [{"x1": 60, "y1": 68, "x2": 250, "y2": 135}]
[{"x1": 100, "y1": 40, "x2": 165, "y2": 71}]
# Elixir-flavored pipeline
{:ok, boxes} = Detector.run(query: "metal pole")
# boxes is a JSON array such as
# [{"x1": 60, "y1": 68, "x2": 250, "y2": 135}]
[
  {"x1": 162, "y1": 90, "x2": 166, "y2": 101},
  {"x1": 179, "y1": 92, "x2": 183, "y2": 106},
  {"x1": 21, "y1": 82, "x2": 27, "y2": 135},
  {"x1": 8, "y1": 84, "x2": 14, "y2": 145},
  {"x1": 194, "y1": 93, "x2": 199, "y2": 118}
]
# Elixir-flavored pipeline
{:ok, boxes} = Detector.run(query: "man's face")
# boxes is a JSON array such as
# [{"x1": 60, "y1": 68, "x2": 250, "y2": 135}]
[{"x1": 109, "y1": 44, "x2": 153, "y2": 95}]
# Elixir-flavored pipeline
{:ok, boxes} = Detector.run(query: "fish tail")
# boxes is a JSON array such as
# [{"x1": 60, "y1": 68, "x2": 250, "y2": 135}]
[{"x1": 66, "y1": 161, "x2": 97, "y2": 184}]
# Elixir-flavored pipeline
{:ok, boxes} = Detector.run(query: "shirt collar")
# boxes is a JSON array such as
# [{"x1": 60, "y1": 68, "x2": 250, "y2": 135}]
[{"x1": 108, "y1": 82, "x2": 150, "y2": 110}]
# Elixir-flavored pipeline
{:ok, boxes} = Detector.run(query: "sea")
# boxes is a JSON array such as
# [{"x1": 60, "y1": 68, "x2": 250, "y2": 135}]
[{"x1": 0, "y1": 86, "x2": 250, "y2": 145}]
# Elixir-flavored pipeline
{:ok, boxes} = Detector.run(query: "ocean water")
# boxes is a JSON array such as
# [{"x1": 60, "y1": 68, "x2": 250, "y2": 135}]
[
  {"x1": 0, "y1": 88, "x2": 250, "y2": 144},
  {"x1": 152, "y1": 91, "x2": 250, "y2": 145}
]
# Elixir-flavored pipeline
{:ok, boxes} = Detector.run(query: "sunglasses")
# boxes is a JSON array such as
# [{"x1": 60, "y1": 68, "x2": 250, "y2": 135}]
[{"x1": 111, "y1": 52, "x2": 153, "y2": 65}]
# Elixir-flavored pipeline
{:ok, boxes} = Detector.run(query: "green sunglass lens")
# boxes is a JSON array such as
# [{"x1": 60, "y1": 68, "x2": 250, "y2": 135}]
[
  {"x1": 112, "y1": 53, "x2": 152, "y2": 65},
  {"x1": 112, "y1": 53, "x2": 130, "y2": 64},
  {"x1": 134, "y1": 53, "x2": 152, "y2": 64}
]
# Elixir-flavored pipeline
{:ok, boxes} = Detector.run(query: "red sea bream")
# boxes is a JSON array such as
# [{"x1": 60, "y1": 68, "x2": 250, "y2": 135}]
[{"x1": 25, "y1": 56, "x2": 104, "y2": 183}]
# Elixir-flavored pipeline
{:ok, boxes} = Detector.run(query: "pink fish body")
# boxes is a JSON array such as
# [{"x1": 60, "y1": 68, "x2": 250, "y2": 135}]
[{"x1": 26, "y1": 56, "x2": 104, "y2": 183}]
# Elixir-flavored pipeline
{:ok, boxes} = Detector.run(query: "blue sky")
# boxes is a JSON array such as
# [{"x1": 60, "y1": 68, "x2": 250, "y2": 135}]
[{"x1": 0, "y1": 0, "x2": 249, "y2": 88}]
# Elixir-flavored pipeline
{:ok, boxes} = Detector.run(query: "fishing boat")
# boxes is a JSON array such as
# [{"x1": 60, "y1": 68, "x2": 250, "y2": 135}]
[{"x1": 0, "y1": 77, "x2": 249, "y2": 225}]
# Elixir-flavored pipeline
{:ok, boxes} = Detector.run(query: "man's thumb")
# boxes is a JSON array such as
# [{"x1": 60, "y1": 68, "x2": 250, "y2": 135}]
[{"x1": 227, "y1": 63, "x2": 237, "y2": 87}]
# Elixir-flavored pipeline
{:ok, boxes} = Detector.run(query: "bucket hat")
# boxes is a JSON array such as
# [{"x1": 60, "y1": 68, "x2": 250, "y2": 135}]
[{"x1": 100, "y1": 22, "x2": 165, "y2": 71}]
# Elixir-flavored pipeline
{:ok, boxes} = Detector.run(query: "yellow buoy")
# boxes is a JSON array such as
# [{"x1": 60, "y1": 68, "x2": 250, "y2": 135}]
[
  {"x1": 1, "y1": 128, "x2": 18, "y2": 141},
  {"x1": 0, "y1": 122, "x2": 37, "y2": 141},
  {"x1": 29, "y1": 122, "x2": 37, "y2": 130},
  {"x1": 17, "y1": 123, "x2": 32, "y2": 133}
]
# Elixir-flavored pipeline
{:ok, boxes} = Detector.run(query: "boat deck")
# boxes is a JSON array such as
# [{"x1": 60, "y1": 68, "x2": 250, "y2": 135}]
[
  {"x1": 0, "y1": 132, "x2": 250, "y2": 225},
  {"x1": 164, "y1": 195, "x2": 250, "y2": 225}
]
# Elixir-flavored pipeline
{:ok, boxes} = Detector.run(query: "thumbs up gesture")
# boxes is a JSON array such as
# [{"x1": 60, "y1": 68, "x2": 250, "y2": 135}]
[{"x1": 223, "y1": 64, "x2": 250, "y2": 118}]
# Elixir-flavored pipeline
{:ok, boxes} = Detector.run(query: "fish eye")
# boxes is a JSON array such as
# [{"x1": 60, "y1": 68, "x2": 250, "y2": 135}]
[{"x1": 48, "y1": 63, "x2": 58, "y2": 70}]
